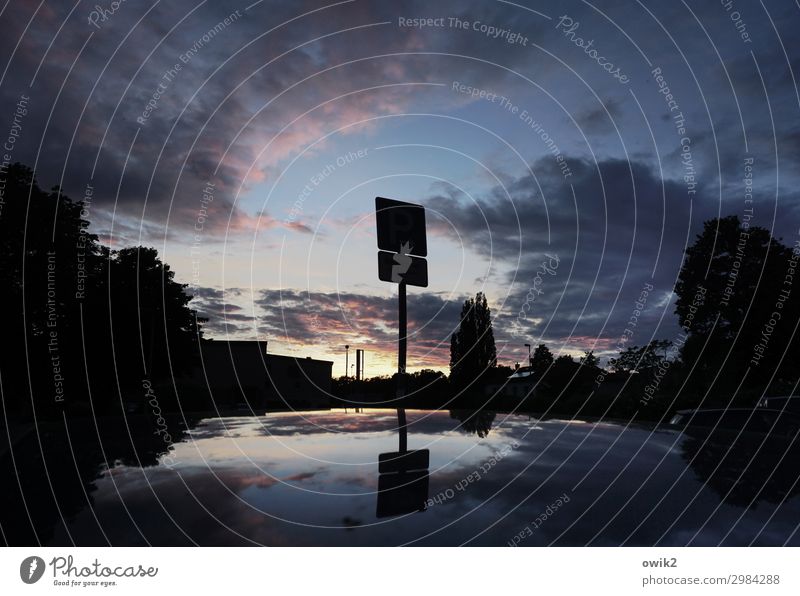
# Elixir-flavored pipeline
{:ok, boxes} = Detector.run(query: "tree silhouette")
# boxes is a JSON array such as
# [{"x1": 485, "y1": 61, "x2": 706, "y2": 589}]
[
  {"x1": 675, "y1": 216, "x2": 800, "y2": 398},
  {"x1": 108, "y1": 247, "x2": 205, "y2": 387},
  {"x1": 0, "y1": 164, "x2": 102, "y2": 415},
  {"x1": 530, "y1": 343, "x2": 554, "y2": 376},
  {"x1": 0, "y1": 163, "x2": 204, "y2": 417},
  {"x1": 609, "y1": 340, "x2": 672, "y2": 372},
  {"x1": 547, "y1": 354, "x2": 579, "y2": 390},
  {"x1": 579, "y1": 350, "x2": 600, "y2": 369},
  {"x1": 449, "y1": 292, "x2": 497, "y2": 392},
  {"x1": 449, "y1": 409, "x2": 496, "y2": 438}
]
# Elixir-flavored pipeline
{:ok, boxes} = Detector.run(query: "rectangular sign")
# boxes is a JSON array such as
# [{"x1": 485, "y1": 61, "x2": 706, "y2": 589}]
[
  {"x1": 375, "y1": 196, "x2": 427, "y2": 257},
  {"x1": 377, "y1": 250, "x2": 428, "y2": 287}
]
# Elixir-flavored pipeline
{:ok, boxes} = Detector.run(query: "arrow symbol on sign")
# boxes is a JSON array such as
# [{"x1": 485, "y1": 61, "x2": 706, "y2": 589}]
[{"x1": 391, "y1": 241, "x2": 413, "y2": 282}]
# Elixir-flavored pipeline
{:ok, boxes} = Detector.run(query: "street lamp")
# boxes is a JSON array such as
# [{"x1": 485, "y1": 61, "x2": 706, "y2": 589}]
[
  {"x1": 524, "y1": 343, "x2": 531, "y2": 367},
  {"x1": 345, "y1": 344, "x2": 350, "y2": 377}
]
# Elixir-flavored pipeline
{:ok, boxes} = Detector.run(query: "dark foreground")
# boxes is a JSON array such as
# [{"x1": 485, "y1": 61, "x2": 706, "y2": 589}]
[{"x1": 1, "y1": 409, "x2": 798, "y2": 546}]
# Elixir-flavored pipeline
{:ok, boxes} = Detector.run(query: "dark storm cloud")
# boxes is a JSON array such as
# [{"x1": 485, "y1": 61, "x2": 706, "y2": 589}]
[
  {"x1": 0, "y1": 0, "x2": 553, "y2": 245},
  {"x1": 424, "y1": 154, "x2": 712, "y2": 356}
]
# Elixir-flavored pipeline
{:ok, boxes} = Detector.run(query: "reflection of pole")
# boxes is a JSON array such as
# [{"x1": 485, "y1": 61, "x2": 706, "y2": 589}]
[{"x1": 397, "y1": 408, "x2": 407, "y2": 453}]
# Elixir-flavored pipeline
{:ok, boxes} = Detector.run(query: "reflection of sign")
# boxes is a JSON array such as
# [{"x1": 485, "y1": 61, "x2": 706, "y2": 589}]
[
  {"x1": 376, "y1": 471, "x2": 429, "y2": 518},
  {"x1": 378, "y1": 449, "x2": 429, "y2": 474},
  {"x1": 376, "y1": 449, "x2": 430, "y2": 518},
  {"x1": 375, "y1": 197, "x2": 427, "y2": 256},
  {"x1": 377, "y1": 251, "x2": 428, "y2": 287}
]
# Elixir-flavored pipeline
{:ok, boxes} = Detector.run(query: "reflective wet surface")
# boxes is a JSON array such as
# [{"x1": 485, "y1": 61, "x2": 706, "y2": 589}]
[{"x1": 2, "y1": 409, "x2": 799, "y2": 545}]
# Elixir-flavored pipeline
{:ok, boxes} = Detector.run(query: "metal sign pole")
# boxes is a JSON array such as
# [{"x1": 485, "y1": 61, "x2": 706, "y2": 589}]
[
  {"x1": 375, "y1": 197, "x2": 427, "y2": 458},
  {"x1": 397, "y1": 281, "x2": 407, "y2": 452},
  {"x1": 398, "y1": 281, "x2": 407, "y2": 376}
]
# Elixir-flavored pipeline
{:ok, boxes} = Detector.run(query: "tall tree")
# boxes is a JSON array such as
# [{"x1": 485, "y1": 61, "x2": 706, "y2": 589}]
[
  {"x1": 108, "y1": 247, "x2": 205, "y2": 386},
  {"x1": 449, "y1": 292, "x2": 497, "y2": 391}
]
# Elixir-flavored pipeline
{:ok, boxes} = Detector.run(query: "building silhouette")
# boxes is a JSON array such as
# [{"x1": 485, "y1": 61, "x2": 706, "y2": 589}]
[{"x1": 192, "y1": 340, "x2": 332, "y2": 410}]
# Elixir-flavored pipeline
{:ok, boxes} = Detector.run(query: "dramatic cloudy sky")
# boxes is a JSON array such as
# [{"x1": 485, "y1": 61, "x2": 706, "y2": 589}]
[{"x1": 2, "y1": 0, "x2": 799, "y2": 375}]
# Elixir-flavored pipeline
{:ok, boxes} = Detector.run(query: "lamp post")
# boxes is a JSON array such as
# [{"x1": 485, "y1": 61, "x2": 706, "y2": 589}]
[
  {"x1": 524, "y1": 343, "x2": 531, "y2": 368},
  {"x1": 345, "y1": 344, "x2": 350, "y2": 378}
]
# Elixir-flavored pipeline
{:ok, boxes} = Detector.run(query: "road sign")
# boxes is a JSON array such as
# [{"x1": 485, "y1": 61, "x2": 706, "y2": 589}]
[
  {"x1": 377, "y1": 250, "x2": 428, "y2": 287},
  {"x1": 375, "y1": 197, "x2": 427, "y2": 256},
  {"x1": 374, "y1": 196, "x2": 429, "y2": 409},
  {"x1": 378, "y1": 449, "x2": 430, "y2": 474}
]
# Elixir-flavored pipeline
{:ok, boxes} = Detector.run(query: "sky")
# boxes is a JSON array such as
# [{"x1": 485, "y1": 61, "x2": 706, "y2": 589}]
[{"x1": 2, "y1": 0, "x2": 799, "y2": 376}]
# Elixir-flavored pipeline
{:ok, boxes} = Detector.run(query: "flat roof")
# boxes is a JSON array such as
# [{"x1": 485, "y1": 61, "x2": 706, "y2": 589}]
[{"x1": 200, "y1": 340, "x2": 333, "y2": 364}]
